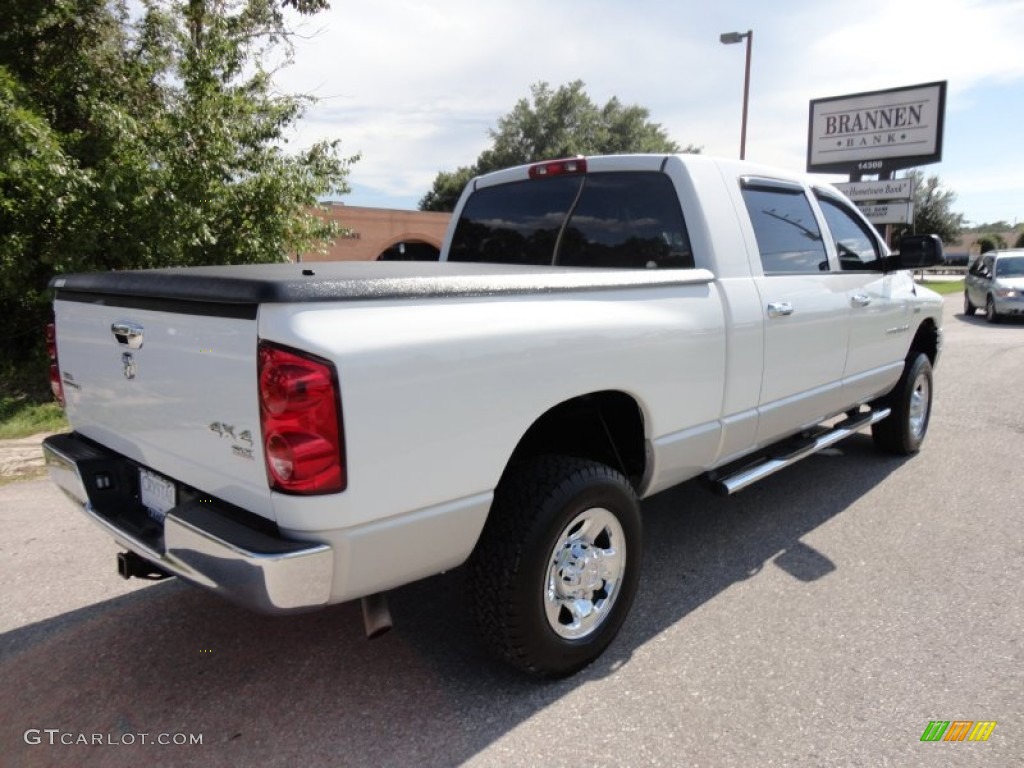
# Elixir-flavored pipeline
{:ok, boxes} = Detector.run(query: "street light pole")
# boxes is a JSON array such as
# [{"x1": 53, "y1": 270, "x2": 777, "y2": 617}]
[{"x1": 720, "y1": 29, "x2": 753, "y2": 160}]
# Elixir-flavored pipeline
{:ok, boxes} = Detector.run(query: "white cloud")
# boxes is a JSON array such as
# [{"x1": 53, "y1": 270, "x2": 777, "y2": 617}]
[{"x1": 274, "y1": 0, "x2": 1024, "y2": 219}]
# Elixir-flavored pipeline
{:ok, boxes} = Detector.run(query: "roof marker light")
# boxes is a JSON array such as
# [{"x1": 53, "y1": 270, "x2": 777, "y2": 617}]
[{"x1": 528, "y1": 157, "x2": 588, "y2": 179}]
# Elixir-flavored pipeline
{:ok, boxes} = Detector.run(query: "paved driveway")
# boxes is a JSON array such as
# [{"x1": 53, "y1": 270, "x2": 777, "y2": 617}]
[{"x1": 1, "y1": 296, "x2": 1021, "y2": 767}]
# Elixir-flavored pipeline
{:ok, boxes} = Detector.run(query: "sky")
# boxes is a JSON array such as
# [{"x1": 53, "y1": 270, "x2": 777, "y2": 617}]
[{"x1": 274, "y1": 0, "x2": 1024, "y2": 227}]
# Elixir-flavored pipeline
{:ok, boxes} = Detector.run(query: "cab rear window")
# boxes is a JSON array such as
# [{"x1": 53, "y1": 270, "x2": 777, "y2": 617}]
[{"x1": 448, "y1": 171, "x2": 694, "y2": 269}]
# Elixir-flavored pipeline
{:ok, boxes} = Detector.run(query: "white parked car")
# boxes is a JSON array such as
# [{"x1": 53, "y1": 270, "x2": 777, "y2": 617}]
[{"x1": 964, "y1": 248, "x2": 1024, "y2": 322}]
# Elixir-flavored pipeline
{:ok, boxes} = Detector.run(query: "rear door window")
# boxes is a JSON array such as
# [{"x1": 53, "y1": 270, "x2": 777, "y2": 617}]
[{"x1": 741, "y1": 182, "x2": 829, "y2": 274}]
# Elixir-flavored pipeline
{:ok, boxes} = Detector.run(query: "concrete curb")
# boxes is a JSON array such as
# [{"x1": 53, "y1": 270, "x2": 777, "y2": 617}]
[{"x1": 0, "y1": 433, "x2": 55, "y2": 480}]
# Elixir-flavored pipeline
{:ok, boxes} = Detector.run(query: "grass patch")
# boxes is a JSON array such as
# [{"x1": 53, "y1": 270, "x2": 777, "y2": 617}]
[
  {"x1": 918, "y1": 279, "x2": 965, "y2": 296},
  {"x1": 0, "y1": 397, "x2": 67, "y2": 440},
  {"x1": 1, "y1": 355, "x2": 67, "y2": 439}
]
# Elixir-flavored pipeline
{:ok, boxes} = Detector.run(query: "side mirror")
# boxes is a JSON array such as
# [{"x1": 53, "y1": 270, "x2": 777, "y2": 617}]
[{"x1": 890, "y1": 234, "x2": 944, "y2": 270}]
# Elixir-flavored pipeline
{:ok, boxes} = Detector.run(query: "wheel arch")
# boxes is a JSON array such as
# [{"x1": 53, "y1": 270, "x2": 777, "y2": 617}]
[
  {"x1": 503, "y1": 391, "x2": 648, "y2": 491},
  {"x1": 908, "y1": 317, "x2": 940, "y2": 365}
]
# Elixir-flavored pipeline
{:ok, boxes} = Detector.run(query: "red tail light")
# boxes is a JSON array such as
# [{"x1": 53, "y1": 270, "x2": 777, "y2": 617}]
[
  {"x1": 46, "y1": 318, "x2": 65, "y2": 407},
  {"x1": 528, "y1": 157, "x2": 587, "y2": 179},
  {"x1": 258, "y1": 342, "x2": 345, "y2": 494}
]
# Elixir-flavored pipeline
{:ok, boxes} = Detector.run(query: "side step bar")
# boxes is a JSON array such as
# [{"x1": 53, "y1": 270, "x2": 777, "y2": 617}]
[{"x1": 708, "y1": 408, "x2": 891, "y2": 496}]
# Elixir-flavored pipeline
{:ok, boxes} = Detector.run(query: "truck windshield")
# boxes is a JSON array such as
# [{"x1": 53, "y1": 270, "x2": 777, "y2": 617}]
[{"x1": 448, "y1": 171, "x2": 694, "y2": 269}]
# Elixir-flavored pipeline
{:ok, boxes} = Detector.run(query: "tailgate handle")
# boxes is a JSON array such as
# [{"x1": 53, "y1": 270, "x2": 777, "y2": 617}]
[{"x1": 112, "y1": 321, "x2": 145, "y2": 349}]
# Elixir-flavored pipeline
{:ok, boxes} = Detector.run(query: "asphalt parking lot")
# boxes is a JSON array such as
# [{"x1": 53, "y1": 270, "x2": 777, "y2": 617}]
[{"x1": 1, "y1": 294, "x2": 1021, "y2": 767}]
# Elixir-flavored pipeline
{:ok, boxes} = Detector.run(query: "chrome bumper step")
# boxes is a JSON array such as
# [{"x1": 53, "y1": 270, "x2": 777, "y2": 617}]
[{"x1": 43, "y1": 432, "x2": 334, "y2": 614}]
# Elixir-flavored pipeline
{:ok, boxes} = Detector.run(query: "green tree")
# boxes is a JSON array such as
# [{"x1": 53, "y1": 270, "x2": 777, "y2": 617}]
[
  {"x1": 0, "y1": 0, "x2": 354, "y2": 388},
  {"x1": 1015, "y1": 231, "x2": 1024, "y2": 248},
  {"x1": 892, "y1": 170, "x2": 964, "y2": 245},
  {"x1": 962, "y1": 220, "x2": 1010, "y2": 233},
  {"x1": 419, "y1": 80, "x2": 698, "y2": 212},
  {"x1": 976, "y1": 234, "x2": 1005, "y2": 254}
]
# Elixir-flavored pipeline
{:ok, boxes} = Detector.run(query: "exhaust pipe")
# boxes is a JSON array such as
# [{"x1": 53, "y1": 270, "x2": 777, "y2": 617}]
[
  {"x1": 361, "y1": 592, "x2": 392, "y2": 639},
  {"x1": 117, "y1": 551, "x2": 171, "y2": 581}
]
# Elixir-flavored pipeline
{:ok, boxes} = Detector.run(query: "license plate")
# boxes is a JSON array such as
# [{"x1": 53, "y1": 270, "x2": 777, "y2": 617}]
[{"x1": 140, "y1": 468, "x2": 176, "y2": 523}]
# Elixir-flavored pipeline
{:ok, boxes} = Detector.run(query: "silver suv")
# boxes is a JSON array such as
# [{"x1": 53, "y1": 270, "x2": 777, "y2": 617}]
[{"x1": 965, "y1": 249, "x2": 1024, "y2": 323}]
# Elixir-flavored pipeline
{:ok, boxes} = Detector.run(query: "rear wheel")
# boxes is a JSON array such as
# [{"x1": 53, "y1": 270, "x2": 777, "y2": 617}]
[
  {"x1": 963, "y1": 291, "x2": 976, "y2": 316},
  {"x1": 872, "y1": 353, "x2": 933, "y2": 455},
  {"x1": 470, "y1": 455, "x2": 642, "y2": 678}
]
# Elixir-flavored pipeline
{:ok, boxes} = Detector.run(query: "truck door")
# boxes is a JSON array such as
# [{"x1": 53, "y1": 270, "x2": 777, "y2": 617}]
[
  {"x1": 740, "y1": 179, "x2": 850, "y2": 445},
  {"x1": 814, "y1": 192, "x2": 908, "y2": 406}
]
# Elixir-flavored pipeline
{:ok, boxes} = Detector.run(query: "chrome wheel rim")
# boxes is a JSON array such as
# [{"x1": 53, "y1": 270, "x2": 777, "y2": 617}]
[
  {"x1": 544, "y1": 507, "x2": 625, "y2": 640},
  {"x1": 909, "y1": 372, "x2": 930, "y2": 440}
]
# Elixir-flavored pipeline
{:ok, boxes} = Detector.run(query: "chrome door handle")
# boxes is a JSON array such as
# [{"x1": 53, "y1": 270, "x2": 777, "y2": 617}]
[
  {"x1": 851, "y1": 293, "x2": 871, "y2": 308},
  {"x1": 767, "y1": 302, "x2": 794, "y2": 318}
]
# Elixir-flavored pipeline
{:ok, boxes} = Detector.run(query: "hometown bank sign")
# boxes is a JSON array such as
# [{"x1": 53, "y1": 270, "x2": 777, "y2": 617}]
[{"x1": 807, "y1": 81, "x2": 946, "y2": 174}]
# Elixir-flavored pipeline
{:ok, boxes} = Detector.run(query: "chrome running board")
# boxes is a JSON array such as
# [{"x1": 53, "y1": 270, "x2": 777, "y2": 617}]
[{"x1": 708, "y1": 408, "x2": 891, "y2": 496}]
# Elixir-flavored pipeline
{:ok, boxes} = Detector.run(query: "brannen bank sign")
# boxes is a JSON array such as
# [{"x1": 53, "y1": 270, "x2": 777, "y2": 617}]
[{"x1": 807, "y1": 81, "x2": 946, "y2": 174}]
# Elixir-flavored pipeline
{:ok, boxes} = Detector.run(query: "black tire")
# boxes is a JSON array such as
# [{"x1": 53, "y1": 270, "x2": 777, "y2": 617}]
[
  {"x1": 469, "y1": 455, "x2": 642, "y2": 678},
  {"x1": 985, "y1": 295, "x2": 1000, "y2": 324},
  {"x1": 872, "y1": 353, "x2": 933, "y2": 455},
  {"x1": 963, "y1": 291, "x2": 976, "y2": 316}
]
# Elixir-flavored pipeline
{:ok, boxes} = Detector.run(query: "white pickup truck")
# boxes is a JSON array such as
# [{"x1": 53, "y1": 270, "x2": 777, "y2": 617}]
[{"x1": 43, "y1": 154, "x2": 944, "y2": 677}]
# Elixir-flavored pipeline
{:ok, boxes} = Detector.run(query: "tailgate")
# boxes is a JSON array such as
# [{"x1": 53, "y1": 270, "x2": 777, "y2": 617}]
[{"x1": 53, "y1": 297, "x2": 273, "y2": 521}]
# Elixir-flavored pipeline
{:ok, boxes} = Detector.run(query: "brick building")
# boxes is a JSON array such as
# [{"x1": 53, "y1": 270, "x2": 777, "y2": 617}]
[{"x1": 297, "y1": 203, "x2": 451, "y2": 263}]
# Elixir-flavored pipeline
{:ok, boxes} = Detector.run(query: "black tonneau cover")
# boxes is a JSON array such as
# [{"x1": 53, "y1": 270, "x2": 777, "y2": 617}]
[{"x1": 51, "y1": 261, "x2": 712, "y2": 306}]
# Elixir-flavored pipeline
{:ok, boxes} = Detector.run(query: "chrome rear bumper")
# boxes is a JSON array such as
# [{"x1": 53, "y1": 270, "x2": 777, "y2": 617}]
[{"x1": 43, "y1": 433, "x2": 333, "y2": 614}]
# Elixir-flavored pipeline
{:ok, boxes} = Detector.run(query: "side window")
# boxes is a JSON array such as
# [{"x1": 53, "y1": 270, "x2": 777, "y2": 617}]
[
  {"x1": 741, "y1": 184, "x2": 828, "y2": 274},
  {"x1": 970, "y1": 256, "x2": 993, "y2": 277},
  {"x1": 557, "y1": 172, "x2": 694, "y2": 269},
  {"x1": 817, "y1": 196, "x2": 883, "y2": 271}
]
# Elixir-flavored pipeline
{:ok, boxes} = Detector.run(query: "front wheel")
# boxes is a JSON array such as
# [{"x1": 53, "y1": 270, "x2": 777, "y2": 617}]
[
  {"x1": 872, "y1": 353, "x2": 933, "y2": 455},
  {"x1": 985, "y1": 295, "x2": 1000, "y2": 324},
  {"x1": 469, "y1": 456, "x2": 642, "y2": 678}
]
